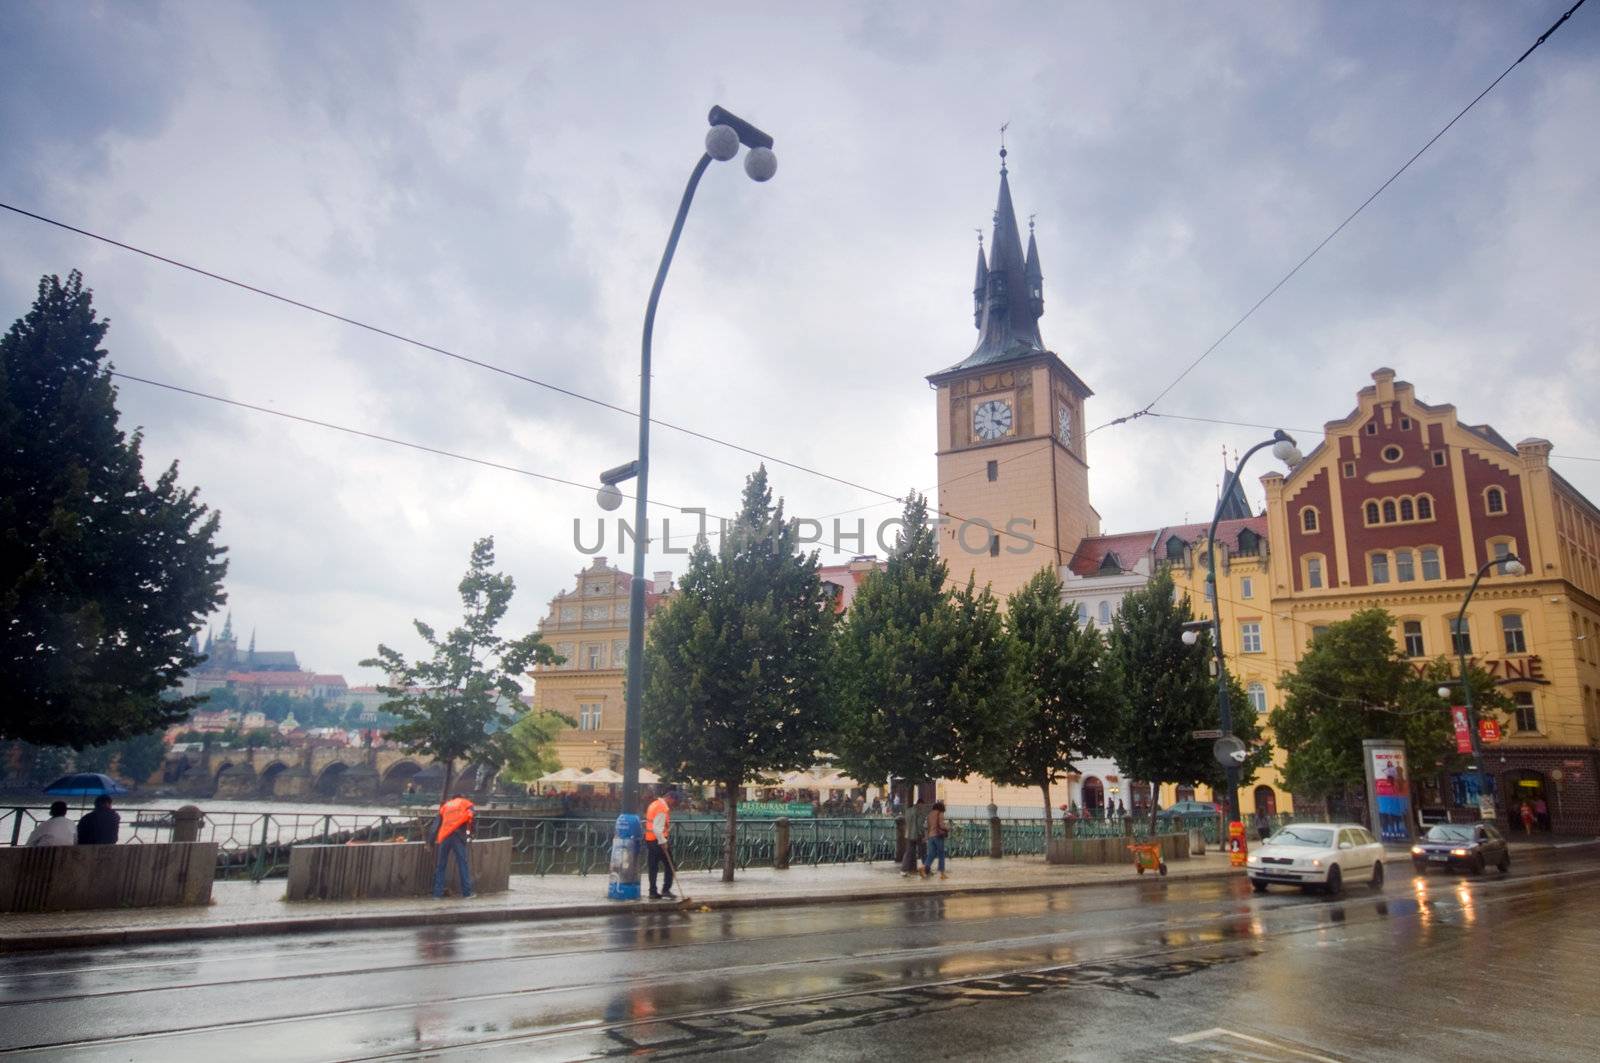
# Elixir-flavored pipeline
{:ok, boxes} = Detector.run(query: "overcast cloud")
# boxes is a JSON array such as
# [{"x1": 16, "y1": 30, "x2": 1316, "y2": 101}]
[{"x1": 3, "y1": 1, "x2": 1596, "y2": 681}]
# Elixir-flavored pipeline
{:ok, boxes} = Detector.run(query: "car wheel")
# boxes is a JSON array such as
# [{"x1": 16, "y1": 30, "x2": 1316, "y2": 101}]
[
  {"x1": 1370, "y1": 861, "x2": 1385, "y2": 890},
  {"x1": 1158, "y1": 862, "x2": 1168, "y2": 876},
  {"x1": 1498, "y1": 855, "x2": 1510, "y2": 874},
  {"x1": 1251, "y1": 880, "x2": 1269, "y2": 894},
  {"x1": 1324, "y1": 864, "x2": 1343, "y2": 895}
]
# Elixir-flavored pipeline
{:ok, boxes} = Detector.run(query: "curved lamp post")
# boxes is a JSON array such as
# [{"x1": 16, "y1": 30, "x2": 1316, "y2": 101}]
[
  {"x1": 1182, "y1": 429, "x2": 1302, "y2": 825},
  {"x1": 1438, "y1": 553, "x2": 1526, "y2": 825},
  {"x1": 599, "y1": 107, "x2": 777, "y2": 829}
]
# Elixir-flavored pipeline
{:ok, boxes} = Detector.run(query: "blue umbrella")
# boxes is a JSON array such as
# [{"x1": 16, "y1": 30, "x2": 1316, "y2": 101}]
[{"x1": 43, "y1": 773, "x2": 129, "y2": 797}]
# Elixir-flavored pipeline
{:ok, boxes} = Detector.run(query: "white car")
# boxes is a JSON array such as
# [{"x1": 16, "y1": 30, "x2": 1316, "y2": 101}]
[{"x1": 1246, "y1": 822, "x2": 1387, "y2": 894}]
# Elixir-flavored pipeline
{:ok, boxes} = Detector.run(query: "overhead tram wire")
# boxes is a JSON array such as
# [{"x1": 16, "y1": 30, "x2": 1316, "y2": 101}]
[
  {"x1": 1089, "y1": 0, "x2": 1590, "y2": 438},
  {"x1": 110, "y1": 371, "x2": 724, "y2": 520},
  {"x1": 0, "y1": 202, "x2": 899, "y2": 507}
]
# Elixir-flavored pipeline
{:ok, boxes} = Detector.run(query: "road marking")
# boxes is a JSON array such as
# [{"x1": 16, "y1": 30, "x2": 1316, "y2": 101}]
[{"x1": 1172, "y1": 1026, "x2": 1343, "y2": 1062}]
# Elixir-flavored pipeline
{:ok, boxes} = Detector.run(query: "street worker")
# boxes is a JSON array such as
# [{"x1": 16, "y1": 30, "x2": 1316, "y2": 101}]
[
  {"x1": 76, "y1": 796, "x2": 120, "y2": 845},
  {"x1": 645, "y1": 787, "x2": 680, "y2": 900},
  {"x1": 432, "y1": 792, "x2": 475, "y2": 899},
  {"x1": 27, "y1": 801, "x2": 74, "y2": 846}
]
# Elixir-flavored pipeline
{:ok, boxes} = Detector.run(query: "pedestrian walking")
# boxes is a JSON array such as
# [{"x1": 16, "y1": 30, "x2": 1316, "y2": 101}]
[
  {"x1": 901, "y1": 792, "x2": 929, "y2": 877},
  {"x1": 1518, "y1": 800, "x2": 1535, "y2": 836},
  {"x1": 1533, "y1": 796, "x2": 1550, "y2": 832},
  {"x1": 27, "y1": 801, "x2": 74, "y2": 846},
  {"x1": 432, "y1": 792, "x2": 475, "y2": 899},
  {"x1": 923, "y1": 800, "x2": 950, "y2": 880},
  {"x1": 76, "y1": 796, "x2": 120, "y2": 845},
  {"x1": 645, "y1": 787, "x2": 680, "y2": 899},
  {"x1": 1116, "y1": 798, "x2": 1126, "y2": 820}
]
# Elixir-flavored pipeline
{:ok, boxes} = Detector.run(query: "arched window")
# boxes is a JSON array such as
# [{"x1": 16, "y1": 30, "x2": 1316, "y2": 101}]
[
  {"x1": 1247, "y1": 682, "x2": 1267, "y2": 714},
  {"x1": 1301, "y1": 507, "x2": 1319, "y2": 533},
  {"x1": 1366, "y1": 502, "x2": 1380, "y2": 525},
  {"x1": 1098, "y1": 600, "x2": 1112, "y2": 625},
  {"x1": 1400, "y1": 498, "x2": 1415, "y2": 521},
  {"x1": 1486, "y1": 487, "x2": 1505, "y2": 514},
  {"x1": 1417, "y1": 495, "x2": 1434, "y2": 520},
  {"x1": 1382, "y1": 500, "x2": 1397, "y2": 523}
]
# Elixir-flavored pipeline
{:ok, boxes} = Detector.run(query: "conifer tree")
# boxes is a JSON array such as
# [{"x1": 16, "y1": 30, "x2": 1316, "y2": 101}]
[
  {"x1": 1, "y1": 272, "x2": 227, "y2": 747},
  {"x1": 986, "y1": 567, "x2": 1117, "y2": 833},
  {"x1": 829, "y1": 493, "x2": 1021, "y2": 802},
  {"x1": 642, "y1": 467, "x2": 835, "y2": 882}
]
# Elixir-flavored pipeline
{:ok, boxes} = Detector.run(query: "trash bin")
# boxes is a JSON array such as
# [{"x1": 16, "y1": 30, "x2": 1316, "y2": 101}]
[
  {"x1": 607, "y1": 814, "x2": 643, "y2": 901},
  {"x1": 1188, "y1": 828, "x2": 1205, "y2": 856}
]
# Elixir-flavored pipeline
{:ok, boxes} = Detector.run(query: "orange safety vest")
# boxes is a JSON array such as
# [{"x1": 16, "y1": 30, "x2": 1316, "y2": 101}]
[
  {"x1": 436, "y1": 797, "x2": 474, "y2": 843},
  {"x1": 644, "y1": 797, "x2": 671, "y2": 843}
]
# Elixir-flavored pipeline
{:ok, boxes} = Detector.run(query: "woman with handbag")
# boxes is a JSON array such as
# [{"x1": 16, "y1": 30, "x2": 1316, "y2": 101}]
[{"x1": 923, "y1": 800, "x2": 950, "y2": 880}]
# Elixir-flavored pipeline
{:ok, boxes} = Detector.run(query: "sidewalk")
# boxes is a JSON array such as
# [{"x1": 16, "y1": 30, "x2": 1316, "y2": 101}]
[
  {"x1": 1, "y1": 851, "x2": 1244, "y2": 952},
  {"x1": 8, "y1": 838, "x2": 1593, "y2": 953}
]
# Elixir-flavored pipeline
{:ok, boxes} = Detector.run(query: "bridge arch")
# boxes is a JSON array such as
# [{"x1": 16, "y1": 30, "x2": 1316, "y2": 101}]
[
  {"x1": 380, "y1": 760, "x2": 424, "y2": 796},
  {"x1": 314, "y1": 762, "x2": 350, "y2": 799},
  {"x1": 258, "y1": 761, "x2": 293, "y2": 797}
]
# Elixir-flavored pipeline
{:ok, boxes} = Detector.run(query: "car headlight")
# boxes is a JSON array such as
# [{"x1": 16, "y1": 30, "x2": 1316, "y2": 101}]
[
  {"x1": 1410, "y1": 846, "x2": 1424, "y2": 855},
  {"x1": 1450, "y1": 848, "x2": 1469, "y2": 857},
  {"x1": 1311, "y1": 858, "x2": 1323, "y2": 868},
  {"x1": 1246, "y1": 854, "x2": 1260, "y2": 865}
]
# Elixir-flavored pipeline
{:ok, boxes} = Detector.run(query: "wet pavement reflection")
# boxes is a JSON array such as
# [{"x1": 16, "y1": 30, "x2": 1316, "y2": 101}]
[{"x1": 1, "y1": 847, "x2": 1596, "y2": 1061}]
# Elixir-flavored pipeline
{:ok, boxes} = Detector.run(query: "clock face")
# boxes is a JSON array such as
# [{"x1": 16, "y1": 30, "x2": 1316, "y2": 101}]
[
  {"x1": 973, "y1": 399, "x2": 1013, "y2": 441},
  {"x1": 1056, "y1": 404, "x2": 1072, "y2": 445}
]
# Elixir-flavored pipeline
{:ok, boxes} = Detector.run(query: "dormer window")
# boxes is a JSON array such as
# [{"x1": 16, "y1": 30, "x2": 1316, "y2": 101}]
[
  {"x1": 1098, "y1": 552, "x2": 1122, "y2": 575},
  {"x1": 1165, "y1": 536, "x2": 1186, "y2": 562},
  {"x1": 1237, "y1": 528, "x2": 1261, "y2": 557}
]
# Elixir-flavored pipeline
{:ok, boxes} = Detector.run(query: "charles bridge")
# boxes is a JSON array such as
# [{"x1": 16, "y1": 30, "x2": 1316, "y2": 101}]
[{"x1": 164, "y1": 747, "x2": 433, "y2": 802}]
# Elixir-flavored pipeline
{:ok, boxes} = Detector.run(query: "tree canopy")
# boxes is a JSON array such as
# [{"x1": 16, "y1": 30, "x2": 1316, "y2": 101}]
[
  {"x1": 1, "y1": 272, "x2": 228, "y2": 747},
  {"x1": 362, "y1": 536, "x2": 560, "y2": 798},
  {"x1": 985, "y1": 566, "x2": 1117, "y2": 832},
  {"x1": 642, "y1": 466, "x2": 835, "y2": 881},
  {"x1": 828, "y1": 493, "x2": 1021, "y2": 794},
  {"x1": 1270, "y1": 607, "x2": 1500, "y2": 803}
]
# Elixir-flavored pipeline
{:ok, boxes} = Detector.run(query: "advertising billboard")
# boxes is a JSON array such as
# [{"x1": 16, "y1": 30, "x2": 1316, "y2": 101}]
[{"x1": 1362, "y1": 739, "x2": 1415, "y2": 846}]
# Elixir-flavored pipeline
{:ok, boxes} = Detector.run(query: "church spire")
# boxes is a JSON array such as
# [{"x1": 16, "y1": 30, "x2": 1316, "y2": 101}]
[
  {"x1": 1024, "y1": 216, "x2": 1043, "y2": 318},
  {"x1": 972, "y1": 234, "x2": 988, "y2": 329},
  {"x1": 966, "y1": 147, "x2": 1046, "y2": 364}
]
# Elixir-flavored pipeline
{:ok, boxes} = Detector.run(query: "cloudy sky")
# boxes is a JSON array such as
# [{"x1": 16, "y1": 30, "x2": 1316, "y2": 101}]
[{"x1": 4, "y1": 1, "x2": 1596, "y2": 681}]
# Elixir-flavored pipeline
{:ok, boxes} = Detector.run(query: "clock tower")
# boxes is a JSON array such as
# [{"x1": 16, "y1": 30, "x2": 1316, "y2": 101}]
[{"x1": 927, "y1": 150, "x2": 1099, "y2": 601}]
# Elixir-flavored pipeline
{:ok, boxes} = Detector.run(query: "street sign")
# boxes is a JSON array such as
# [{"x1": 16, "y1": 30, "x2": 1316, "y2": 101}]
[
  {"x1": 1212, "y1": 736, "x2": 1246, "y2": 767},
  {"x1": 1190, "y1": 729, "x2": 1223, "y2": 740}
]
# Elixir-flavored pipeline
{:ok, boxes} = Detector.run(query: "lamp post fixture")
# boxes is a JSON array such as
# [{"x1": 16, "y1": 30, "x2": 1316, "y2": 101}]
[
  {"x1": 599, "y1": 106, "x2": 777, "y2": 828},
  {"x1": 1182, "y1": 429, "x2": 1302, "y2": 826},
  {"x1": 1438, "y1": 553, "x2": 1526, "y2": 825}
]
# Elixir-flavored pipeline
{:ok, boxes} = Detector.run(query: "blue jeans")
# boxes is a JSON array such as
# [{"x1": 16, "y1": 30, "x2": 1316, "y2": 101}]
[
  {"x1": 923, "y1": 835, "x2": 946, "y2": 873},
  {"x1": 433, "y1": 831, "x2": 473, "y2": 897}
]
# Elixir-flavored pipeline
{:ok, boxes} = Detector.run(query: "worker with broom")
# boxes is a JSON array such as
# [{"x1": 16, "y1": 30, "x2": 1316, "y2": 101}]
[{"x1": 645, "y1": 786, "x2": 680, "y2": 900}]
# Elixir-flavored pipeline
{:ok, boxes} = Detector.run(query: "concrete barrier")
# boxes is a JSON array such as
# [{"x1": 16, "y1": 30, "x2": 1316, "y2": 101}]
[
  {"x1": 0, "y1": 842, "x2": 217, "y2": 912},
  {"x1": 285, "y1": 837, "x2": 511, "y2": 901},
  {"x1": 1046, "y1": 832, "x2": 1190, "y2": 866}
]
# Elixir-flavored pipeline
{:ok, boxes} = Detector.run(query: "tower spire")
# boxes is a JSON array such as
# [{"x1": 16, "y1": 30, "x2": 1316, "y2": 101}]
[
  {"x1": 964, "y1": 143, "x2": 1044, "y2": 363},
  {"x1": 972, "y1": 230, "x2": 988, "y2": 329}
]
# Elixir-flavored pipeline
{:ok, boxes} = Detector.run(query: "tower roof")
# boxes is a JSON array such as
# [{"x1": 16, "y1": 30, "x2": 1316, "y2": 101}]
[{"x1": 935, "y1": 153, "x2": 1048, "y2": 375}]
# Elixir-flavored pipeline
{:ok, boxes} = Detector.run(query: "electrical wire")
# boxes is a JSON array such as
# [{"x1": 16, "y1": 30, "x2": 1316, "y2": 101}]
[{"x1": 1091, "y1": 0, "x2": 1590, "y2": 435}]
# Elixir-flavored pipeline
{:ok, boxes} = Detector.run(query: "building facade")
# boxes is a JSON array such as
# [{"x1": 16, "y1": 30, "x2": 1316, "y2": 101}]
[
  {"x1": 534, "y1": 558, "x2": 672, "y2": 772},
  {"x1": 1260, "y1": 368, "x2": 1600, "y2": 833}
]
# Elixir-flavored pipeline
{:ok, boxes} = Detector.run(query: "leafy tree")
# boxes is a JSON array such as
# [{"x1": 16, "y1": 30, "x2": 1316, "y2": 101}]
[
  {"x1": 498, "y1": 711, "x2": 574, "y2": 785},
  {"x1": 1, "y1": 272, "x2": 228, "y2": 747},
  {"x1": 829, "y1": 493, "x2": 1022, "y2": 803},
  {"x1": 1271, "y1": 608, "x2": 1503, "y2": 809},
  {"x1": 985, "y1": 567, "x2": 1118, "y2": 834},
  {"x1": 74, "y1": 743, "x2": 117, "y2": 774},
  {"x1": 362, "y1": 537, "x2": 561, "y2": 799},
  {"x1": 1105, "y1": 567, "x2": 1265, "y2": 832},
  {"x1": 643, "y1": 467, "x2": 835, "y2": 882},
  {"x1": 115, "y1": 730, "x2": 170, "y2": 783}
]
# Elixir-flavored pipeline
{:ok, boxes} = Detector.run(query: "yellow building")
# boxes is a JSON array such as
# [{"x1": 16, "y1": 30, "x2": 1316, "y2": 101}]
[
  {"x1": 1253, "y1": 368, "x2": 1600, "y2": 833},
  {"x1": 533, "y1": 557, "x2": 672, "y2": 772}
]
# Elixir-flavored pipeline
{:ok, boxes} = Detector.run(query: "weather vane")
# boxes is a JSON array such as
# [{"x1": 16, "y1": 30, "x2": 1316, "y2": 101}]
[{"x1": 998, "y1": 120, "x2": 1010, "y2": 168}]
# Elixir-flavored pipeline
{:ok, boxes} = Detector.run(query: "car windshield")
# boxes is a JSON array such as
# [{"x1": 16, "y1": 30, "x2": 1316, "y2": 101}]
[
  {"x1": 1268, "y1": 827, "x2": 1333, "y2": 847},
  {"x1": 1425, "y1": 825, "x2": 1476, "y2": 842}
]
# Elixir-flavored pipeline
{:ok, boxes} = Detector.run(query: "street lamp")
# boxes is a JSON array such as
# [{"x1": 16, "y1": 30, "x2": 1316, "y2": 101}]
[
  {"x1": 1201, "y1": 430, "x2": 1302, "y2": 826},
  {"x1": 1440, "y1": 553, "x2": 1526, "y2": 825},
  {"x1": 599, "y1": 106, "x2": 777, "y2": 843}
]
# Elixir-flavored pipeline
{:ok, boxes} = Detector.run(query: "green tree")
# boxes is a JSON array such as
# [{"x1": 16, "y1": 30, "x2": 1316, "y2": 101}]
[
  {"x1": 1271, "y1": 608, "x2": 1502, "y2": 809},
  {"x1": 74, "y1": 743, "x2": 117, "y2": 774},
  {"x1": 115, "y1": 730, "x2": 170, "y2": 784},
  {"x1": 498, "y1": 711, "x2": 574, "y2": 786},
  {"x1": 362, "y1": 537, "x2": 561, "y2": 799},
  {"x1": 1, "y1": 272, "x2": 228, "y2": 747},
  {"x1": 829, "y1": 493, "x2": 1022, "y2": 803},
  {"x1": 985, "y1": 567, "x2": 1118, "y2": 834},
  {"x1": 1105, "y1": 567, "x2": 1265, "y2": 832},
  {"x1": 643, "y1": 467, "x2": 835, "y2": 882}
]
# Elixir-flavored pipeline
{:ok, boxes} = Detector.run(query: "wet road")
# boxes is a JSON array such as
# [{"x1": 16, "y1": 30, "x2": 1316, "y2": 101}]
[{"x1": 3, "y1": 848, "x2": 1598, "y2": 1061}]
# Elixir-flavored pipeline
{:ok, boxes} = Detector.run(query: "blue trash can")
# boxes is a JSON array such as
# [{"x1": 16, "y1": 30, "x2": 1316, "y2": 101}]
[{"x1": 607, "y1": 813, "x2": 643, "y2": 901}]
